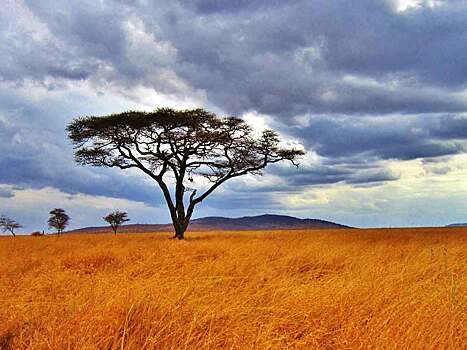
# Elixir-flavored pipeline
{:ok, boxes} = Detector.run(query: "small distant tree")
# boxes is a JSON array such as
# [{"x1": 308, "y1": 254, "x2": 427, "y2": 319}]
[
  {"x1": 0, "y1": 215, "x2": 22, "y2": 237},
  {"x1": 103, "y1": 211, "x2": 130, "y2": 235},
  {"x1": 48, "y1": 208, "x2": 70, "y2": 236}
]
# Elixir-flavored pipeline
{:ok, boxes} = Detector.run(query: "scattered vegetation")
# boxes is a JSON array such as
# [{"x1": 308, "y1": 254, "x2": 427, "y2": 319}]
[
  {"x1": 47, "y1": 208, "x2": 70, "y2": 236},
  {"x1": 103, "y1": 211, "x2": 130, "y2": 235},
  {"x1": 0, "y1": 215, "x2": 22, "y2": 237},
  {"x1": 29, "y1": 231, "x2": 43, "y2": 237},
  {"x1": 0, "y1": 227, "x2": 465, "y2": 349}
]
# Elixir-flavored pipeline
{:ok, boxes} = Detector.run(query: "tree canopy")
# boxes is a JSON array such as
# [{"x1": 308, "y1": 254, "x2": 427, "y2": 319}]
[
  {"x1": 103, "y1": 211, "x2": 130, "y2": 235},
  {"x1": 67, "y1": 108, "x2": 304, "y2": 239},
  {"x1": 0, "y1": 215, "x2": 22, "y2": 237},
  {"x1": 48, "y1": 208, "x2": 70, "y2": 236}
]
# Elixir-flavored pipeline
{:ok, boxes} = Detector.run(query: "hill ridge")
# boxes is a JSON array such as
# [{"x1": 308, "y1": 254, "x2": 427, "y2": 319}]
[{"x1": 67, "y1": 214, "x2": 350, "y2": 234}]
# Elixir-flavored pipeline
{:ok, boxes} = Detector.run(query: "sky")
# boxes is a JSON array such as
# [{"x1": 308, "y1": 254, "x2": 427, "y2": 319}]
[{"x1": 1, "y1": 0, "x2": 467, "y2": 233}]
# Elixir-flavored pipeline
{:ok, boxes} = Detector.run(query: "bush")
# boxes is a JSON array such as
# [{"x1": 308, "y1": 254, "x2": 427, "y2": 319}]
[{"x1": 30, "y1": 231, "x2": 43, "y2": 236}]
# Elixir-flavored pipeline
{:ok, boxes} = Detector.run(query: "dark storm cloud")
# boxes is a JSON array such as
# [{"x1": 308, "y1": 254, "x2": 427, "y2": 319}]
[
  {"x1": 292, "y1": 114, "x2": 466, "y2": 160},
  {"x1": 5, "y1": 0, "x2": 467, "y2": 115},
  {"x1": 0, "y1": 2, "x2": 99, "y2": 84},
  {"x1": 127, "y1": 0, "x2": 467, "y2": 116},
  {"x1": 346, "y1": 168, "x2": 400, "y2": 184},
  {"x1": 200, "y1": 191, "x2": 284, "y2": 211},
  {"x1": 266, "y1": 162, "x2": 400, "y2": 189},
  {"x1": 0, "y1": 153, "x2": 161, "y2": 205},
  {"x1": 276, "y1": 166, "x2": 353, "y2": 187},
  {"x1": 1, "y1": 0, "x2": 467, "y2": 209},
  {"x1": 304, "y1": 1, "x2": 467, "y2": 87},
  {"x1": 429, "y1": 115, "x2": 467, "y2": 139},
  {"x1": 0, "y1": 91, "x2": 164, "y2": 206},
  {"x1": 191, "y1": 0, "x2": 282, "y2": 14},
  {"x1": 207, "y1": 0, "x2": 467, "y2": 87},
  {"x1": 22, "y1": 0, "x2": 127, "y2": 61}
]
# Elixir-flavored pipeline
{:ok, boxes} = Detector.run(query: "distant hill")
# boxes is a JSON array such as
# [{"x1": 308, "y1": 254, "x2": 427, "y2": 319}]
[
  {"x1": 189, "y1": 214, "x2": 349, "y2": 230},
  {"x1": 446, "y1": 223, "x2": 467, "y2": 227},
  {"x1": 66, "y1": 214, "x2": 350, "y2": 234}
]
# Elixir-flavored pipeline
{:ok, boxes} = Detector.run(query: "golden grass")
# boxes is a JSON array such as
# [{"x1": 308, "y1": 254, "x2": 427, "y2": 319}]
[{"x1": 0, "y1": 227, "x2": 465, "y2": 349}]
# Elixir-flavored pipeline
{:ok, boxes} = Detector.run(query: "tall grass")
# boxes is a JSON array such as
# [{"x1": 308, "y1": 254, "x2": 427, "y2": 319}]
[{"x1": 0, "y1": 228, "x2": 465, "y2": 349}]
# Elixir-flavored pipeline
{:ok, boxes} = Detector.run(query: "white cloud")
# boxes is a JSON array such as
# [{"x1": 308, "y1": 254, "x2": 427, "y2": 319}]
[
  {"x1": 392, "y1": 0, "x2": 445, "y2": 12},
  {"x1": 0, "y1": 186, "x2": 167, "y2": 233},
  {"x1": 274, "y1": 155, "x2": 467, "y2": 227}
]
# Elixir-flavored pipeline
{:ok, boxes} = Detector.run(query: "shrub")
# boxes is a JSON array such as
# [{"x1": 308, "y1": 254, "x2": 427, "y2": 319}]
[{"x1": 30, "y1": 231, "x2": 43, "y2": 236}]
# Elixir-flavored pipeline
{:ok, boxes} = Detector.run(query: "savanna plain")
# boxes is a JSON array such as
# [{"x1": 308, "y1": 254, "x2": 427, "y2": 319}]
[{"x1": 0, "y1": 228, "x2": 465, "y2": 349}]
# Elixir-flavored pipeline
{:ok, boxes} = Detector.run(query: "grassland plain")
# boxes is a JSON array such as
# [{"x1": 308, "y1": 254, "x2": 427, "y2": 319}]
[{"x1": 0, "y1": 228, "x2": 465, "y2": 349}]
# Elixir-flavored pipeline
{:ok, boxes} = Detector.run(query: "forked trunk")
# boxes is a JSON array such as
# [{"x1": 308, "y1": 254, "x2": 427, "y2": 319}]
[
  {"x1": 169, "y1": 187, "x2": 193, "y2": 240},
  {"x1": 170, "y1": 220, "x2": 186, "y2": 240}
]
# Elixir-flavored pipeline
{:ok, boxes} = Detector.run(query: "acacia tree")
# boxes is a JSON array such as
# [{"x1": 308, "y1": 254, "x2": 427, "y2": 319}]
[
  {"x1": 67, "y1": 108, "x2": 304, "y2": 239},
  {"x1": 103, "y1": 211, "x2": 130, "y2": 235},
  {"x1": 0, "y1": 215, "x2": 22, "y2": 237},
  {"x1": 48, "y1": 208, "x2": 70, "y2": 236}
]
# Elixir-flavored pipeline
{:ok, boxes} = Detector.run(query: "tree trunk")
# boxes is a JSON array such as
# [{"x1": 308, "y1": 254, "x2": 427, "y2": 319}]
[
  {"x1": 175, "y1": 225, "x2": 185, "y2": 240},
  {"x1": 176, "y1": 229, "x2": 185, "y2": 240},
  {"x1": 170, "y1": 220, "x2": 186, "y2": 240}
]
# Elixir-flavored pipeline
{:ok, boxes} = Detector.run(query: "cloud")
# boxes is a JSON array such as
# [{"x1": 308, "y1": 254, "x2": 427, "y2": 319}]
[
  {"x1": 0, "y1": 187, "x2": 14, "y2": 198},
  {"x1": 429, "y1": 115, "x2": 467, "y2": 139},
  {"x1": 4, "y1": 1, "x2": 467, "y2": 116},
  {"x1": 0, "y1": 186, "x2": 167, "y2": 232},
  {"x1": 0, "y1": 81, "x2": 169, "y2": 206},
  {"x1": 291, "y1": 114, "x2": 466, "y2": 161},
  {"x1": 346, "y1": 168, "x2": 401, "y2": 184},
  {"x1": 0, "y1": 0, "x2": 467, "y2": 228},
  {"x1": 116, "y1": 0, "x2": 467, "y2": 117}
]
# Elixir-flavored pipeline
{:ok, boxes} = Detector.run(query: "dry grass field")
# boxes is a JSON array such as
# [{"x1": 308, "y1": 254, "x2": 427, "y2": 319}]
[{"x1": 0, "y1": 228, "x2": 465, "y2": 349}]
